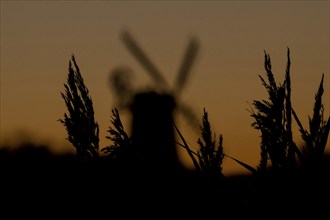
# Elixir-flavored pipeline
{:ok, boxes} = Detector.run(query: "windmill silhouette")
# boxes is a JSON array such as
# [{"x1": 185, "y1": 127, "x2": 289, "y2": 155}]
[{"x1": 111, "y1": 30, "x2": 200, "y2": 172}]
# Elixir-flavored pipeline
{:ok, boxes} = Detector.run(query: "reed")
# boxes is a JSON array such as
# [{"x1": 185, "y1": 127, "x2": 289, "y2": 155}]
[
  {"x1": 59, "y1": 55, "x2": 99, "y2": 162},
  {"x1": 250, "y1": 48, "x2": 301, "y2": 173},
  {"x1": 292, "y1": 74, "x2": 330, "y2": 169},
  {"x1": 176, "y1": 108, "x2": 225, "y2": 179},
  {"x1": 101, "y1": 108, "x2": 133, "y2": 162}
]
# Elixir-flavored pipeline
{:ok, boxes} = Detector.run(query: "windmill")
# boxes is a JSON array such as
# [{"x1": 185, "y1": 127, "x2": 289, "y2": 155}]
[{"x1": 110, "y1": 30, "x2": 200, "y2": 172}]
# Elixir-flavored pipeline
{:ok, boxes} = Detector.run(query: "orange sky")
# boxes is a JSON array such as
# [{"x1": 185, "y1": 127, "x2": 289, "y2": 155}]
[{"x1": 1, "y1": 1, "x2": 329, "y2": 175}]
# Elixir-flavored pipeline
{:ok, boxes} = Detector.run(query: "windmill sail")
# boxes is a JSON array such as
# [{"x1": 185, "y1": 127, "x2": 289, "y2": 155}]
[
  {"x1": 120, "y1": 31, "x2": 169, "y2": 89},
  {"x1": 174, "y1": 37, "x2": 199, "y2": 96}
]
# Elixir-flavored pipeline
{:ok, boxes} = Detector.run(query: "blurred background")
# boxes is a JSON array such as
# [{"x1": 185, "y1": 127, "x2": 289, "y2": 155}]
[{"x1": 1, "y1": 1, "x2": 329, "y2": 175}]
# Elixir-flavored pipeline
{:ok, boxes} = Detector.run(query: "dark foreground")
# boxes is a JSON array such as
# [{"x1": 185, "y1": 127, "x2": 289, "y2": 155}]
[{"x1": 1, "y1": 145, "x2": 329, "y2": 218}]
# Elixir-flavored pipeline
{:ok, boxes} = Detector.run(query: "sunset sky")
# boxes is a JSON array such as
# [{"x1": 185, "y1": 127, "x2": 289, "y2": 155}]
[{"x1": 1, "y1": 1, "x2": 329, "y2": 175}]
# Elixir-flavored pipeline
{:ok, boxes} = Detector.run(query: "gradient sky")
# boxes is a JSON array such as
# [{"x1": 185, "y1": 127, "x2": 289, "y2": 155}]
[{"x1": 1, "y1": 1, "x2": 329, "y2": 175}]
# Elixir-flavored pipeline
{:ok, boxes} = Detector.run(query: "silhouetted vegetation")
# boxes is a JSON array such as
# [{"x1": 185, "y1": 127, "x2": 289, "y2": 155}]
[
  {"x1": 250, "y1": 48, "x2": 329, "y2": 176},
  {"x1": 176, "y1": 108, "x2": 225, "y2": 180},
  {"x1": 59, "y1": 55, "x2": 99, "y2": 162},
  {"x1": 101, "y1": 108, "x2": 133, "y2": 162},
  {"x1": 250, "y1": 48, "x2": 300, "y2": 173},
  {"x1": 292, "y1": 74, "x2": 330, "y2": 169},
  {"x1": 1, "y1": 44, "x2": 329, "y2": 217}
]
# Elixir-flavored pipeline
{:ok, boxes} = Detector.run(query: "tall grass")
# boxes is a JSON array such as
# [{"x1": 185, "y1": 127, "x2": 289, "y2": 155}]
[
  {"x1": 53, "y1": 49, "x2": 330, "y2": 216},
  {"x1": 249, "y1": 49, "x2": 300, "y2": 173},
  {"x1": 101, "y1": 108, "x2": 133, "y2": 162},
  {"x1": 176, "y1": 108, "x2": 225, "y2": 179},
  {"x1": 250, "y1": 48, "x2": 330, "y2": 174},
  {"x1": 59, "y1": 49, "x2": 329, "y2": 180},
  {"x1": 60, "y1": 55, "x2": 99, "y2": 162},
  {"x1": 292, "y1": 74, "x2": 330, "y2": 169},
  {"x1": 197, "y1": 108, "x2": 225, "y2": 179}
]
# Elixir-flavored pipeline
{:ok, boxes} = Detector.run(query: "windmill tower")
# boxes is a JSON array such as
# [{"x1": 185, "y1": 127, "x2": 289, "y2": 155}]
[{"x1": 113, "y1": 31, "x2": 199, "y2": 172}]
